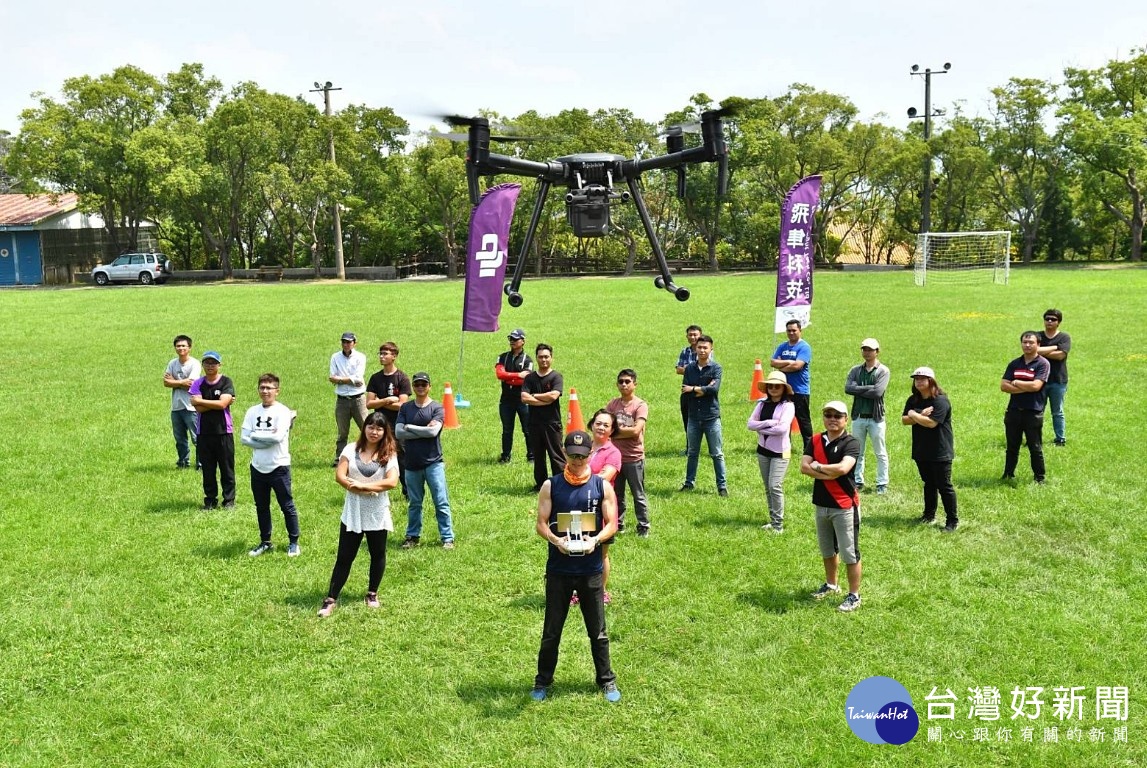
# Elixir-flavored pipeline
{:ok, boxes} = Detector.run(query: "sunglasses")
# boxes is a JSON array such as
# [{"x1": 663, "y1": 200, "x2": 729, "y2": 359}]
[
  {"x1": 617, "y1": 379, "x2": 633, "y2": 385},
  {"x1": 823, "y1": 412, "x2": 846, "y2": 419},
  {"x1": 1044, "y1": 317, "x2": 1059, "y2": 322},
  {"x1": 413, "y1": 381, "x2": 430, "y2": 387}
]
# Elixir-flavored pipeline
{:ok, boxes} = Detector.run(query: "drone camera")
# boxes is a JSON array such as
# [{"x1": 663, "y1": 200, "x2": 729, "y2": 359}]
[{"x1": 567, "y1": 200, "x2": 611, "y2": 237}]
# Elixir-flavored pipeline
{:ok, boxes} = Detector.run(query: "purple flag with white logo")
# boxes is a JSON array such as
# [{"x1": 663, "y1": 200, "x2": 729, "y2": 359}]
[
  {"x1": 462, "y1": 183, "x2": 522, "y2": 332},
  {"x1": 774, "y1": 175, "x2": 821, "y2": 333}
]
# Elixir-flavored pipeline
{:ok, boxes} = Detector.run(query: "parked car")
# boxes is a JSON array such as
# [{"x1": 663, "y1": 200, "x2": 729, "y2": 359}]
[{"x1": 92, "y1": 253, "x2": 172, "y2": 285}]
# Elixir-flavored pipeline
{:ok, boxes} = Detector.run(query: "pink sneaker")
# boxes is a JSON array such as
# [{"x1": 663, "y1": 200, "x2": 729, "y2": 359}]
[
  {"x1": 317, "y1": 597, "x2": 337, "y2": 617},
  {"x1": 569, "y1": 592, "x2": 579, "y2": 606},
  {"x1": 603, "y1": 591, "x2": 612, "y2": 605},
  {"x1": 365, "y1": 592, "x2": 380, "y2": 609}
]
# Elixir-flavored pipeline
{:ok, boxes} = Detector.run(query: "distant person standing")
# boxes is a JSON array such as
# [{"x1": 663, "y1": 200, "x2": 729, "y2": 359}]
[
  {"x1": 1000, "y1": 331, "x2": 1050, "y2": 484},
  {"x1": 241, "y1": 373, "x2": 301, "y2": 557},
  {"x1": 675, "y1": 325, "x2": 704, "y2": 453},
  {"x1": 747, "y1": 371, "x2": 795, "y2": 533},
  {"x1": 902, "y1": 367, "x2": 958, "y2": 532},
  {"x1": 680, "y1": 335, "x2": 728, "y2": 497},
  {"x1": 1037, "y1": 309, "x2": 1071, "y2": 447},
  {"x1": 163, "y1": 334, "x2": 201, "y2": 469},
  {"x1": 771, "y1": 320, "x2": 813, "y2": 449},
  {"x1": 494, "y1": 328, "x2": 534, "y2": 464},
  {"x1": 844, "y1": 338, "x2": 890, "y2": 494},
  {"x1": 396, "y1": 372, "x2": 455, "y2": 549},
  {"x1": 522, "y1": 344, "x2": 564, "y2": 492},
  {"x1": 329, "y1": 331, "x2": 368, "y2": 467},
  {"x1": 606, "y1": 369, "x2": 650, "y2": 538},
  {"x1": 189, "y1": 351, "x2": 236, "y2": 510},
  {"x1": 366, "y1": 341, "x2": 412, "y2": 496},
  {"x1": 800, "y1": 401, "x2": 862, "y2": 613}
]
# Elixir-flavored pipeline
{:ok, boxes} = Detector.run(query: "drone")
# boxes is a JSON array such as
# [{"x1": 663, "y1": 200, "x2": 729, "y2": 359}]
[{"x1": 441, "y1": 108, "x2": 732, "y2": 306}]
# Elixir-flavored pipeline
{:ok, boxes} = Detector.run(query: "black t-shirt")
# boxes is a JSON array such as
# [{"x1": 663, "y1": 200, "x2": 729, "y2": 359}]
[
  {"x1": 804, "y1": 432, "x2": 861, "y2": 508},
  {"x1": 522, "y1": 369, "x2": 563, "y2": 425},
  {"x1": 194, "y1": 375, "x2": 235, "y2": 435},
  {"x1": 1037, "y1": 331, "x2": 1071, "y2": 384},
  {"x1": 366, "y1": 368, "x2": 412, "y2": 425},
  {"x1": 903, "y1": 394, "x2": 954, "y2": 462}
]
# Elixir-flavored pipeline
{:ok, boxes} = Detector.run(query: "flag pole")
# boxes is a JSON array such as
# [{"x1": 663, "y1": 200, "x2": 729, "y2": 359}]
[{"x1": 455, "y1": 333, "x2": 471, "y2": 408}]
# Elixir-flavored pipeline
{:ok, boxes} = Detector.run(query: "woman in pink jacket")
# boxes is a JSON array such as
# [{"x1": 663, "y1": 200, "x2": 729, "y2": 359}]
[{"x1": 747, "y1": 371, "x2": 795, "y2": 533}]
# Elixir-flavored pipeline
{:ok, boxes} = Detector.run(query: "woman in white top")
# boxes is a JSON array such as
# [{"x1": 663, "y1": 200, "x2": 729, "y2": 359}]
[{"x1": 318, "y1": 411, "x2": 400, "y2": 617}]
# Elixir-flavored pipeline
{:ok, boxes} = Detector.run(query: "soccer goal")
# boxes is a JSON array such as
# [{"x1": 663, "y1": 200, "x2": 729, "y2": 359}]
[{"x1": 914, "y1": 231, "x2": 1011, "y2": 286}]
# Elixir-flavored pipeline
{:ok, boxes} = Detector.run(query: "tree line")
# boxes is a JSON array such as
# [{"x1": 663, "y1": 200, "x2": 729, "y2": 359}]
[{"x1": 2, "y1": 51, "x2": 1144, "y2": 277}]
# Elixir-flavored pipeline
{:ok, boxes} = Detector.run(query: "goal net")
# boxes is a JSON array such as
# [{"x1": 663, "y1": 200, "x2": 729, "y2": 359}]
[{"x1": 914, "y1": 231, "x2": 1011, "y2": 286}]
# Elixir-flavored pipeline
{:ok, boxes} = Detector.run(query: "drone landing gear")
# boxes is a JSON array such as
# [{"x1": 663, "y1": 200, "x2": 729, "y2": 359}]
[
  {"x1": 502, "y1": 177, "x2": 690, "y2": 306},
  {"x1": 627, "y1": 177, "x2": 689, "y2": 302}
]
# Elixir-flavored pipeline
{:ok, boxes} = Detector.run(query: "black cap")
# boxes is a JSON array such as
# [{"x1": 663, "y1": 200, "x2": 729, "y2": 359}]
[
  {"x1": 412, "y1": 371, "x2": 430, "y2": 384},
  {"x1": 563, "y1": 430, "x2": 591, "y2": 457},
  {"x1": 508, "y1": 328, "x2": 526, "y2": 341},
  {"x1": 341, "y1": 331, "x2": 356, "y2": 342}
]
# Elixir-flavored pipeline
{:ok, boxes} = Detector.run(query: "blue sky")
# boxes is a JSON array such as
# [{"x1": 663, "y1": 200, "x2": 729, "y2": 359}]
[{"x1": 2, "y1": 0, "x2": 1144, "y2": 136}]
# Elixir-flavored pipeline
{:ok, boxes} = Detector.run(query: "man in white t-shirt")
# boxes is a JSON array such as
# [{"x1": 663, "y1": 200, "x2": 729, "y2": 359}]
[
  {"x1": 163, "y1": 334, "x2": 202, "y2": 469},
  {"x1": 240, "y1": 373, "x2": 300, "y2": 557}
]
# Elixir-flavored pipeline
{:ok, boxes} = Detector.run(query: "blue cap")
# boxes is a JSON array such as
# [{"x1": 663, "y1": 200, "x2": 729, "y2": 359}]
[{"x1": 202, "y1": 351, "x2": 222, "y2": 363}]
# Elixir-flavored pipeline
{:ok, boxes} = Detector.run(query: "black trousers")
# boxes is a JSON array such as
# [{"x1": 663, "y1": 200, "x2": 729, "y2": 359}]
[
  {"x1": 499, "y1": 399, "x2": 531, "y2": 459},
  {"x1": 680, "y1": 391, "x2": 690, "y2": 434},
  {"x1": 915, "y1": 459, "x2": 958, "y2": 524},
  {"x1": 251, "y1": 465, "x2": 300, "y2": 543},
  {"x1": 529, "y1": 420, "x2": 565, "y2": 488},
  {"x1": 535, "y1": 571, "x2": 615, "y2": 688},
  {"x1": 327, "y1": 524, "x2": 388, "y2": 599},
  {"x1": 199, "y1": 432, "x2": 236, "y2": 506},
  {"x1": 1004, "y1": 409, "x2": 1045, "y2": 480},
  {"x1": 792, "y1": 394, "x2": 813, "y2": 450}
]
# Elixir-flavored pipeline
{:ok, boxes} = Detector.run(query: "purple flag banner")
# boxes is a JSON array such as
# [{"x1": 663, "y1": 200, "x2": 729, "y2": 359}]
[
  {"x1": 774, "y1": 175, "x2": 822, "y2": 333},
  {"x1": 462, "y1": 183, "x2": 522, "y2": 332}
]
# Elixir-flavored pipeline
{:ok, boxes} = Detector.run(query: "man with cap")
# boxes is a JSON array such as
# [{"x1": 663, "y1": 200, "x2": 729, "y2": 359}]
[
  {"x1": 396, "y1": 372, "x2": 455, "y2": 549},
  {"x1": 531, "y1": 430, "x2": 621, "y2": 703},
  {"x1": 494, "y1": 328, "x2": 533, "y2": 464},
  {"x1": 329, "y1": 332, "x2": 368, "y2": 467},
  {"x1": 844, "y1": 338, "x2": 890, "y2": 494},
  {"x1": 189, "y1": 351, "x2": 237, "y2": 510},
  {"x1": 800, "y1": 400, "x2": 863, "y2": 612}
]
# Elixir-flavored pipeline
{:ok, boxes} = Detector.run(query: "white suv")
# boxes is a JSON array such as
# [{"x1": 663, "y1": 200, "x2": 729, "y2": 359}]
[{"x1": 92, "y1": 253, "x2": 172, "y2": 285}]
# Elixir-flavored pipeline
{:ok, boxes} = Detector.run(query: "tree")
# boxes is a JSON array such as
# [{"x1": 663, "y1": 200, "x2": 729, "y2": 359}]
[
  {"x1": 982, "y1": 78, "x2": 1062, "y2": 262},
  {"x1": 1059, "y1": 49, "x2": 1147, "y2": 262},
  {"x1": 10, "y1": 65, "x2": 173, "y2": 253},
  {"x1": 0, "y1": 130, "x2": 15, "y2": 192}
]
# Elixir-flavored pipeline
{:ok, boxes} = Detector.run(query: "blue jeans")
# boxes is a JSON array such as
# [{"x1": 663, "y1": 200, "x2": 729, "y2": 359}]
[
  {"x1": 685, "y1": 416, "x2": 727, "y2": 490},
  {"x1": 171, "y1": 409, "x2": 198, "y2": 466},
  {"x1": 405, "y1": 461, "x2": 454, "y2": 542},
  {"x1": 851, "y1": 418, "x2": 888, "y2": 487},
  {"x1": 1045, "y1": 382, "x2": 1067, "y2": 442}
]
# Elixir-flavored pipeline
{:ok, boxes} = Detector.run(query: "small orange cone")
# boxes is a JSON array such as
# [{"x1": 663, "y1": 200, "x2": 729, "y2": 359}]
[
  {"x1": 790, "y1": 414, "x2": 802, "y2": 435},
  {"x1": 442, "y1": 382, "x2": 461, "y2": 429},
  {"x1": 748, "y1": 359, "x2": 764, "y2": 400},
  {"x1": 566, "y1": 387, "x2": 586, "y2": 434}
]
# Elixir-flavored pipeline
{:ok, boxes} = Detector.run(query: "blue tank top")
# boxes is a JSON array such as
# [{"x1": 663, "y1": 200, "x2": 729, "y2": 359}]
[{"x1": 546, "y1": 474, "x2": 605, "y2": 575}]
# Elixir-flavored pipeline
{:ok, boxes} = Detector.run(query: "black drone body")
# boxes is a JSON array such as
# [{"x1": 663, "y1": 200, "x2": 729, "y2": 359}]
[{"x1": 445, "y1": 108, "x2": 731, "y2": 306}]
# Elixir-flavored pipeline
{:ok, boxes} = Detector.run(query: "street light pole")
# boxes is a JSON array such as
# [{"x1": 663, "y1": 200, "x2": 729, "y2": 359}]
[
  {"x1": 908, "y1": 63, "x2": 950, "y2": 235},
  {"x1": 310, "y1": 80, "x2": 345, "y2": 280}
]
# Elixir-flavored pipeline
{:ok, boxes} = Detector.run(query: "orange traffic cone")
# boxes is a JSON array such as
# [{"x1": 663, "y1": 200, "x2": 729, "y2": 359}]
[
  {"x1": 566, "y1": 387, "x2": 586, "y2": 434},
  {"x1": 790, "y1": 413, "x2": 802, "y2": 435},
  {"x1": 748, "y1": 359, "x2": 764, "y2": 401},
  {"x1": 442, "y1": 382, "x2": 461, "y2": 429}
]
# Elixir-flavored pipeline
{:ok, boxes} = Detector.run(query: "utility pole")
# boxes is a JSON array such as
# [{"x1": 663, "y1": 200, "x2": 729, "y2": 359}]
[
  {"x1": 908, "y1": 63, "x2": 951, "y2": 235},
  {"x1": 311, "y1": 81, "x2": 345, "y2": 280}
]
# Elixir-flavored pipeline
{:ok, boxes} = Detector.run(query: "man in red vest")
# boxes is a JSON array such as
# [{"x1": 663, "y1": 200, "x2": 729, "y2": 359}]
[{"x1": 800, "y1": 400, "x2": 863, "y2": 612}]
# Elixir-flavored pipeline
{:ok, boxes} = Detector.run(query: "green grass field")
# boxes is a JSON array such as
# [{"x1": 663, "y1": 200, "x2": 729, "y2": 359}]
[{"x1": 1, "y1": 266, "x2": 1144, "y2": 767}]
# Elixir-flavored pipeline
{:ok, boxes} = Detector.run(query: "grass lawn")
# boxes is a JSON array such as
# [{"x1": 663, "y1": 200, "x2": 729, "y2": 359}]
[{"x1": 0, "y1": 265, "x2": 1143, "y2": 767}]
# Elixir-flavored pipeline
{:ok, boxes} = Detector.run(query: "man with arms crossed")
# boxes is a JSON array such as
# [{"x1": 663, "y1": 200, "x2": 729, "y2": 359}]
[
  {"x1": 606, "y1": 369, "x2": 650, "y2": 537},
  {"x1": 522, "y1": 344, "x2": 564, "y2": 492},
  {"x1": 366, "y1": 341, "x2": 412, "y2": 496},
  {"x1": 800, "y1": 401, "x2": 863, "y2": 613},
  {"x1": 1037, "y1": 309, "x2": 1071, "y2": 447},
  {"x1": 1001, "y1": 331, "x2": 1051, "y2": 484},
  {"x1": 844, "y1": 338, "x2": 890, "y2": 494},
  {"x1": 164, "y1": 334, "x2": 201, "y2": 469}
]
